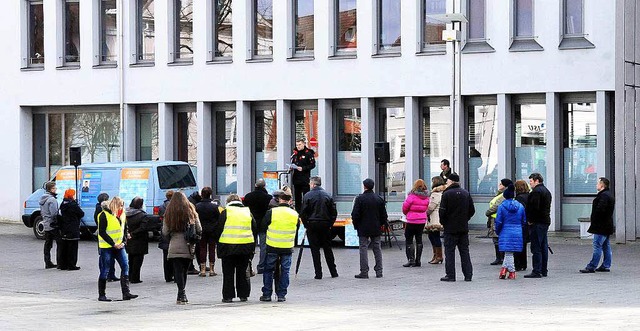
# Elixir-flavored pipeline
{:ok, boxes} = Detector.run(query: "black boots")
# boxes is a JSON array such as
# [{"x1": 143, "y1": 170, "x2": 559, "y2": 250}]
[
  {"x1": 403, "y1": 244, "x2": 415, "y2": 267},
  {"x1": 414, "y1": 244, "x2": 424, "y2": 267},
  {"x1": 177, "y1": 290, "x2": 188, "y2": 305},
  {"x1": 490, "y1": 245, "x2": 504, "y2": 265},
  {"x1": 98, "y1": 279, "x2": 112, "y2": 302},
  {"x1": 121, "y1": 276, "x2": 139, "y2": 300}
]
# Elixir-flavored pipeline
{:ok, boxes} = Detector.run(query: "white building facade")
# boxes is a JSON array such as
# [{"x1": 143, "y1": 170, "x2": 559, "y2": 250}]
[{"x1": 1, "y1": 0, "x2": 622, "y2": 236}]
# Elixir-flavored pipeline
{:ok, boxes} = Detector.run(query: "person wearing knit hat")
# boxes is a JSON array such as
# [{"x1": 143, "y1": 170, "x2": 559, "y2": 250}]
[
  {"x1": 59, "y1": 189, "x2": 84, "y2": 271},
  {"x1": 494, "y1": 184, "x2": 526, "y2": 279},
  {"x1": 485, "y1": 178, "x2": 513, "y2": 266}
]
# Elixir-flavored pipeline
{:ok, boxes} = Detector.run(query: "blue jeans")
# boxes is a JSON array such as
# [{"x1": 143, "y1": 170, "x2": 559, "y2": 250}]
[
  {"x1": 262, "y1": 252, "x2": 292, "y2": 299},
  {"x1": 586, "y1": 234, "x2": 611, "y2": 270},
  {"x1": 529, "y1": 223, "x2": 549, "y2": 276},
  {"x1": 99, "y1": 248, "x2": 129, "y2": 280}
]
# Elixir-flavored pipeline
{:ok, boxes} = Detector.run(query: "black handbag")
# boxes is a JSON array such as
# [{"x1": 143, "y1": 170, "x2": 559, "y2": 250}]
[{"x1": 184, "y1": 222, "x2": 200, "y2": 244}]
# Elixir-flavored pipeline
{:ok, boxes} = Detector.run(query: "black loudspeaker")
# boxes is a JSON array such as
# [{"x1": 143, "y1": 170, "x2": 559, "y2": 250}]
[
  {"x1": 374, "y1": 142, "x2": 390, "y2": 163},
  {"x1": 70, "y1": 147, "x2": 82, "y2": 166}
]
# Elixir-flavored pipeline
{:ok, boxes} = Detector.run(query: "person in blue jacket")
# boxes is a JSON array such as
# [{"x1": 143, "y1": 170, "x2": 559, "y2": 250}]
[{"x1": 495, "y1": 184, "x2": 526, "y2": 280}]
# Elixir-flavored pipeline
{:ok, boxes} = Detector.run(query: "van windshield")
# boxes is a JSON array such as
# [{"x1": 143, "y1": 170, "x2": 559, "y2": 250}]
[{"x1": 157, "y1": 165, "x2": 196, "y2": 189}]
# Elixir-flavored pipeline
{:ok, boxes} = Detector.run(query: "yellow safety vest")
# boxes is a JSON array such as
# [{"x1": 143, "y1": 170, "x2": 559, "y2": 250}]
[
  {"x1": 219, "y1": 205, "x2": 254, "y2": 244},
  {"x1": 266, "y1": 207, "x2": 299, "y2": 249},
  {"x1": 98, "y1": 211, "x2": 124, "y2": 249},
  {"x1": 489, "y1": 193, "x2": 503, "y2": 219}
]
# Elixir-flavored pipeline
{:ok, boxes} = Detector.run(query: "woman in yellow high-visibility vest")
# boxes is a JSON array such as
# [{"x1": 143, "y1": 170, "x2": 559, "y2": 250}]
[{"x1": 97, "y1": 196, "x2": 138, "y2": 302}]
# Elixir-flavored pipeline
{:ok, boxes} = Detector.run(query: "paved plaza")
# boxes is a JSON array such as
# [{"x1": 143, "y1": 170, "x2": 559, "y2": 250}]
[{"x1": 0, "y1": 221, "x2": 639, "y2": 330}]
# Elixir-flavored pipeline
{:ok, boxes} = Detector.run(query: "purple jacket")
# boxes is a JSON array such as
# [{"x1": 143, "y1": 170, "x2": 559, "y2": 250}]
[{"x1": 402, "y1": 191, "x2": 430, "y2": 224}]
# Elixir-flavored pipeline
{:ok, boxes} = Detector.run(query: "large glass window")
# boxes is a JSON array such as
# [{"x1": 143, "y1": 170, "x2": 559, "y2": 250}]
[
  {"x1": 378, "y1": 107, "x2": 406, "y2": 197},
  {"x1": 99, "y1": 0, "x2": 117, "y2": 64},
  {"x1": 253, "y1": 0, "x2": 273, "y2": 57},
  {"x1": 336, "y1": 108, "x2": 361, "y2": 195},
  {"x1": 64, "y1": 113, "x2": 122, "y2": 164},
  {"x1": 33, "y1": 114, "x2": 47, "y2": 190},
  {"x1": 563, "y1": 102, "x2": 597, "y2": 195},
  {"x1": 28, "y1": 1, "x2": 45, "y2": 66},
  {"x1": 514, "y1": 0, "x2": 533, "y2": 38},
  {"x1": 423, "y1": 0, "x2": 446, "y2": 49},
  {"x1": 64, "y1": 0, "x2": 80, "y2": 64},
  {"x1": 515, "y1": 104, "x2": 546, "y2": 181},
  {"x1": 422, "y1": 105, "x2": 452, "y2": 180},
  {"x1": 214, "y1": 0, "x2": 233, "y2": 57},
  {"x1": 377, "y1": 0, "x2": 401, "y2": 53},
  {"x1": 216, "y1": 110, "x2": 237, "y2": 194},
  {"x1": 136, "y1": 0, "x2": 155, "y2": 62},
  {"x1": 563, "y1": 0, "x2": 583, "y2": 36},
  {"x1": 174, "y1": 0, "x2": 193, "y2": 61},
  {"x1": 294, "y1": 109, "x2": 319, "y2": 177},
  {"x1": 468, "y1": 105, "x2": 498, "y2": 195},
  {"x1": 293, "y1": 0, "x2": 314, "y2": 55},
  {"x1": 336, "y1": 0, "x2": 357, "y2": 53},
  {"x1": 48, "y1": 114, "x2": 63, "y2": 178},
  {"x1": 137, "y1": 112, "x2": 158, "y2": 161},
  {"x1": 176, "y1": 111, "x2": 197, "y2": 165},
  {"x1": 468, "y1": 0, "x2": 485, "y2": 40},
  {"x1": 255, "y1": 108, "x2": 277, "y2": 180}
]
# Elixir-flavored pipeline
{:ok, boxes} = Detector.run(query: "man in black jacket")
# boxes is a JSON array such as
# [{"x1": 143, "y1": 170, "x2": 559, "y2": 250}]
[
  {"x1": 243, "y1": 179, "x2": 272, "y2": 274},
  {"x1": 580, "y1": 177, "x2": 615, "y2": 273},
  {"x1": 439, "y1": 173, "x2": 475, "y2": 282},
  {"x1": 300, "y1": 176, "x2": 338, "y2": 279},
  {"x1": 291, "y1": 139, "x2": 316, "y2": 213},
  {"x1": 351, "y1": 178, "x2": 387, "y2": 279},
  {"x1": 524, "y1": 172, "x2": 553, "y2": 279}
]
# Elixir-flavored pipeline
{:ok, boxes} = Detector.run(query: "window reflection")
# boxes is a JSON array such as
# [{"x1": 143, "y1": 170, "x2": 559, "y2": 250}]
[
  {"x1": 176, "y1": 111, "x2": 197, "y2": 165},
  {"x1": 294, "y1": 0, "x2": 314, "y2": 54},
  {"x1": 216, "y1": 111, "x2": 237, "y2": 194},
  {"x1": 515, "y1": 104, "x2": 547, "y2": 180},
  {"x1": 336, "y1": 0, "x2": 357, "y2": 52},
  {"x1": 175, "y1": 0, "x2": 193, "y2": 60},
  {"x1": 295, "y1": 109, "x2": 319, "y2": 177},
  {"x1": 28, "y1": 1, "x2": 45, "y2": 65},
  {"x1": 379, "y1": 107, "x2": 406, "y2": 196},
  {"x1": 422, "y1": 106, "x2": 452, "y2": 179},
  {"x1": 137, "y1": 0, "x2": 155, "y2": 61},
  {"x1": 468, "y1": 0, "x2": 485, "y2": 40},
  {"x1": 563, "y1": 102, "x2": 597, "y2": 195},
  {"x1": 337, "y1": 108, "x2": 361, "y2": 195},
  {"x1": 378, "y1": 0, "x2": 401, "y2": 52},
  {"x1": 254, "y1": 0, "x2": 273, "y2": 56},
  {"x1": 515, "y1": 0, "x2": 533, "y2": 38},
  {"x1": 564, "y1": 0, "x2": 583, "y2": 36},
  {"x1": 255, "y1": 109, "x2": 277, "y2": 180},
  {"x1": 423, "y1": 0, "x2": 446, "y2": 47},
  {"x1": 138, "y1": 112, "x2": 158, "y2": 161},
  {"x1": 468, "y1": 105, "x2": 498, "y2": 195},
  {"x1": 100, "y1": 0, "x2": 118, "y2": 63},
  {"x1": 64, "y1": 1, "x2": 80, "y2": 64},
  {"x1": 215, "y1": 0, "x2": 233, "y2": 57}
]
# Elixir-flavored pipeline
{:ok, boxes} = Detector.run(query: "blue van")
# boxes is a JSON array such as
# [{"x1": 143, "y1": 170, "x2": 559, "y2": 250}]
[{"x1": 23, "y1": 161, "x2": 199, "y2": 239}]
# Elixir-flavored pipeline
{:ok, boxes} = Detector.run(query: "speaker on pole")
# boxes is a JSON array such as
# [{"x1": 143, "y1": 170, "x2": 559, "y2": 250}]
[
  {"x1": 70, "y1": 147, "x2": 82, "y2": 166},
  {"x1": 374, "y1": 142, "x2": 390, "y2": 164}
]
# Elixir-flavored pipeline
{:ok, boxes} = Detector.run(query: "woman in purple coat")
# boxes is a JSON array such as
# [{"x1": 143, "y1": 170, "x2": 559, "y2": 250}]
[
  {"x1": 495, "y1": 184, "x2": 527, "y2": 279},
  {"x1": 401, "y1": 179, "x2": 430, "y2": 267}
]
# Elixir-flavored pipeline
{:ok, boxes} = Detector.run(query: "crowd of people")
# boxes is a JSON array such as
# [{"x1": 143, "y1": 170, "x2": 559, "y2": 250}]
[{"x1": 36, "y1": 141, "x2": 616, "y2": 304}]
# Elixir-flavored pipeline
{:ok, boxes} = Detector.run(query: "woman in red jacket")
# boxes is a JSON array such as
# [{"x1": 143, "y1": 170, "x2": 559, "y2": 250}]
[{"x1": 402, "y1": 179, "x2": 430, "y2": 267}]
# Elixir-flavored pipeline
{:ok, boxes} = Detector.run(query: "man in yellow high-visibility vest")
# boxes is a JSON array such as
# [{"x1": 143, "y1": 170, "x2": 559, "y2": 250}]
[{"x1": 259, "y1": 192, "x2": 298, "y2": 302}]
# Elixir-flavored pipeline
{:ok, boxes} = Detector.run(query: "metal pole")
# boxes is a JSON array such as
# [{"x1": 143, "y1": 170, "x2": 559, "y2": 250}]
[{"x1": 118, "y1": 0, "x2": 125, "y2": 161}]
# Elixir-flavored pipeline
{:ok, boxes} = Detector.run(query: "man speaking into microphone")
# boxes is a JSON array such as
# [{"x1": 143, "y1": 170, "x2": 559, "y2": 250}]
[{"x1": 291, "y1": 138, "x2": 316, "y2": 213}]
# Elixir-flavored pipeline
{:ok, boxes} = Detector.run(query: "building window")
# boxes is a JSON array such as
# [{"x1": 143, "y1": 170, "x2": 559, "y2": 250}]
[
  {"x1": 63, "y1": 0, "x2": 80, "y2": 65},
  {"x1": 335, "y1": 0, "x2": 357, "y2": 54},
  {"x1": 175, "y1": 109, "x2": 197, "y2": 165},
  {"x1": 422, "y1": 105, "x2": 452, "y2": 180},
  {"x1": 99, "y1": 0, "x2": 118, "y2": 64},
  {"x1": 253, "y1": 0, "x2": 273, "y2": 57},
  {"x1": 215, "y1": 110, "x2": 237, "y2": 194},
  {"x1": 515, "y1": 104, "x2": 547, "y2": 180},
  {"x1": 254, "y1": 108, "x2": 277, "y2": 180},
  {"x1": 336, "y1": 107, "x2": 361, "y2": 195},
  {"x1": 214, "y1": 0, "x2": 233, "y2": 58},
  {"x1": 422, "y1": 0, "x2": 446, "y2": 51},
  {"x1": 137, "y1": 111, "x2": 158, "y2": 161},
  {"x1": 468, "y1": 0, "x2": 485, "y2": 41},
  {"x1": 467, "y1": 104, "x2": 498, "y2": 195},
  {"x1": 293, "y1": 0, "x2": 314, "y2": 56},
  {"x1": 560, "y1": 0, "x2": 593, "y2": 49},
  {"x1": 510, "y1": 0, "x2": 542, "y2": 51},
  {"x1": 377, "y1": 106, "x2": 406, "y2": 197},
  {"x1": 563, "y1": 102, "x2": 597, "y2": 195},
  {"x1": 294, "y1": 109, "x2": 319, "y2": 177},
  {"x1": 27, "y1": 0, "x2": 45, "y2": 67},
  {"x1": 174, "y1": 0, "x2": 193, "y2": 62},
  {"x1": 136, "y1": 0, "x2": 155, "y2": 62},
  {"x1": 376, "y1": 0, "x2": 401, "y2": 54}
]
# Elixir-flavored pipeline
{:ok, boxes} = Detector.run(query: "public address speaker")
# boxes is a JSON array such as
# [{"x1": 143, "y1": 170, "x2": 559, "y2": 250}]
[
  {"x1": 374, "y1": 142, "x2": 390, "y2": 163},
  {"x1": 70, "y1": 147, "x2": 82, "y2": 166}
]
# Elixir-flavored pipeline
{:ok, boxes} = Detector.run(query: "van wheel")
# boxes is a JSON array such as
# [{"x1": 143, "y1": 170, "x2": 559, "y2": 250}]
[{"x1": 32, "y1": 215, "x2": 46, "y2": 240}]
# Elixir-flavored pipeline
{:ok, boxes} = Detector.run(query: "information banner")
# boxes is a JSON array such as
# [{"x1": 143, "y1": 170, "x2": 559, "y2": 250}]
[
  {"x1": 119, "y1": 168, "x2": 150, "y2": 207},
  {"x1": 55, "y1": 169, "x2": 82, "y2": 204},
  {"x1": 263, "y1": 171, "x2": 280, "y2": 195},
  {"x1": 80, "y1": 171, "x2": 103, "y2": 207}
]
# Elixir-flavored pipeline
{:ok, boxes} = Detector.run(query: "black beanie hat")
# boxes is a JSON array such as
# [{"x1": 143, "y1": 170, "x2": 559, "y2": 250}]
[
  {"x1": 500, "y1": 178, "x2": 513, "y2": 187},
  {"x1": 503, "y1": 184, "x2": 515, "y2": 200}
]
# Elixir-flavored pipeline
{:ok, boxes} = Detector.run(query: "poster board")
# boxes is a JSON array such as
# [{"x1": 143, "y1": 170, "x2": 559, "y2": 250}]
[
  {"x1": 80, "y1": 171, "x2": 103, "y2": 207},
  {"x1": 119, "y1": 168, "x2": 150, "y2": 207},
  {"x1": 55, "y1": 169, "x2": 82, "y2": 204},
  {"x1": 263, "y1": 171, "x2": 280, "y2": 194}
]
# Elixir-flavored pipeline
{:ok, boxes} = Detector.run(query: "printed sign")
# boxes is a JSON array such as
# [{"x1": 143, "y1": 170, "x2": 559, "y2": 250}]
[
  {"x1": 55, "y1": 169, "x2": 82, "y2": 204},
  {"x1": 119, "y1": 168, "x2": 150, "y2": 207},
  {"x1": 263, "y1": 171, "x2": 280, "y2": 195},
  {"x1": 80, "y1": 171, "x2": 103, "y2": 207}
]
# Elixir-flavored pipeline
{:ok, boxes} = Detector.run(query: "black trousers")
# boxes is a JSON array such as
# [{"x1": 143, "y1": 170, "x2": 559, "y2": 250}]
[
  {"x1": 43, "y1": 230, "x2": 60, "y2": 265},
  {"x1": 129, "y1": 254, "x2": 145, "y2": 282},
  {"x1": 404, "y1": 223, "x2": 424, "y2": 246},
  {"x1": 306, "y1": 222, "x2": 337, "y2": 277},
  {"x1": 58, "y1": 239, "x2": 78, "y2": 269},
  {"x1": 294, "y1": 183, "x2": 310, "y2": 213},
  {"x1": 162, "y1": 249, "x2": 173, "y2": 282},
  {"x1": 221, "y1": 255, "x2": 252, "y2": 300},
  {"x1": 514, "y1": 245, "x2": 528, "y2": 270},
  {"x1": 443, "y1": 233, "x2": 473, "y2": 280},
  {"x1": 171, "y1": 258, "x2": 191, "y2": 299}
]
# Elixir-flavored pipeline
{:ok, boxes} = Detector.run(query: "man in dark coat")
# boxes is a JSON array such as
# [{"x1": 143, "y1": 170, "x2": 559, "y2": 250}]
[
  {"x1": 243, "y1": 179, "x2": 273, "y2": 274},
  {"x1": 59, "y1": 189, "x2": 84, "y2": 271},
  {"x1": 196, "y1": 187, "x2": 221, "y2": 276},
  {"x1": 524, "y1": 173, "x2": 552, "y2": 279},
  {"x1": 300, "y1": 176, "x2": 338, "y2": 279},
  {"x1": 440, "y1": 159, "x2": 452, "y2": 181},
  {"x1": 580, "y1": 177, "x2": 615, "y2": 273},
  {"x1": 439, "y1": 173, "x2": 475, "y2": 282},
  {"x1": 351, "y1": 178, "x2": 387, "y2": 279},
  {"x1": 125, "y1": 197, "x2": 150, "y2": 283},
  {"x1": 291, "y1": 139, "x2": 316, "y2": 213}
]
